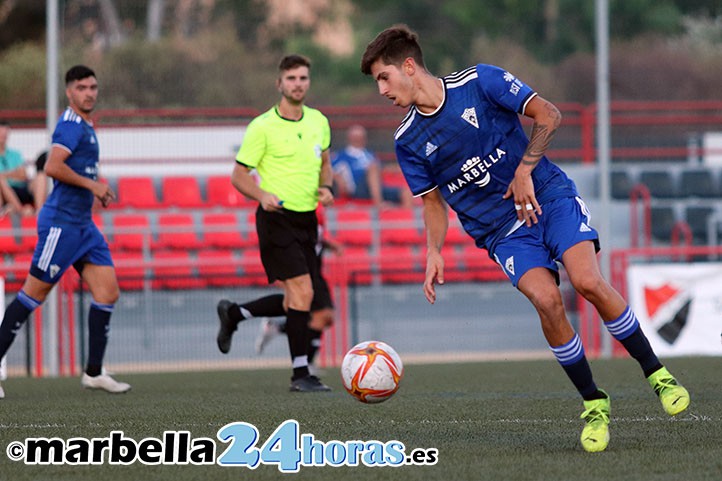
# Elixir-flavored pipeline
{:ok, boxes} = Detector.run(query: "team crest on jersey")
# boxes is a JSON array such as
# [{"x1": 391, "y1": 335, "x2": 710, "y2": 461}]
[
  {"x1": 425, "y1": 142, "x2": 438, "y2": 157},
  {"x1": 49, "y1": 264, "x2": 61, "y2": 278},
  {"x1": 461, "y1": 108, "x2": 479, "y2": 129},
  {"x1": 504, "y1": 256, "x2": 515, "y2": 276}
]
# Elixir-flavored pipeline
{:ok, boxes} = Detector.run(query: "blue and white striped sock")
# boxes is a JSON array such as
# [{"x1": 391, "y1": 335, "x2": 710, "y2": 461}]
[
  {"x1": 605, "y1": 306, "x2": 661, "y2": 377},
  {"x1": 550, "y1": 333, "x2": 599, "y2": 399}
]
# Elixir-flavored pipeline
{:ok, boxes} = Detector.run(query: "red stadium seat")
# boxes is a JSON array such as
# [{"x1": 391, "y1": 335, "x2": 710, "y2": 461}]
[
  {"x1": 152, "y1": 251, "x2": 206, "y2": 290},
  {"x1": 244, "y1": 211, "x2": 258, "y2": 246},
  {"x1": 19, "y1": 216, "x2": 37, "y2": 251},
  {"x1": 3, "y1": 252, "x2": 32, "y2": 291},
  {"x1": 111, "y1": 214, "x2": 152, "y2": 252},
  {"x1": 379, "y1": 245, "x2": 423, "y2": 284},
  {"x1": 161, "y1": 176, "x2": 204, "y2": 208},
  {"x1": 461, "y1": 245, "x2": 506, "y2": 282},
  {"x1": 116, "y1": 177, "x2": 160, "y2": 209},
  {"x1": 446, "y1": 210, "x2": 471, "y2": 246},
  {"x1": 0, "y1": 217, "x2": 21, "y2": 254},
  {"x1": 333, "y1": 209, "x2": 373, "y2": 247},
  {"x1": 379, "y1": 207, "x2": 423, "y2": 245},
  {"x1": 197, "y1": 250, "x2": 241, "y2": 287},
  {"x1": 154, "y1": 213, "x2": 202, "y2": 250},
  {"x1": 238, "y1": 249, "x2": 267, "y2": 286},
  {"x1": 340, "y1": 247, "x2": 374, "y2": 285},
  {"x1": 201, "y1": 212, "x2": 248, "y2": 249},
  {"x1": 206, "y1": 175, "x2": 251, "y2": 208},
  {"x1": 112, "y1": 251, "x2": 147, "y2": 291}
]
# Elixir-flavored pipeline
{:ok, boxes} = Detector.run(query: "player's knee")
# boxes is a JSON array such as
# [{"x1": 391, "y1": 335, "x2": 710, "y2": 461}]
[
  {"x1": 527, "y1": 289, "x2": 564, "y2": 320},
  {"x1": 572, "y1": 274, "x2": 606, "y2": 302}
]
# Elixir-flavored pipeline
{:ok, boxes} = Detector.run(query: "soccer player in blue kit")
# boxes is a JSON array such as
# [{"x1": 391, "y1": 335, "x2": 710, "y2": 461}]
[
  {"x1": 0, "y1": 65, "x2": 130, "y2": 397},
  {"x1": 361, "y1": 25, "x2": 689, "y2": 452}
]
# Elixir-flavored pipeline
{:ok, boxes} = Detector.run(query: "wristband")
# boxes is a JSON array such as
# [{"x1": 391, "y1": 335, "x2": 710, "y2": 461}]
[{"x1": 319, "y1": 184, "x2": 334, "y2": 195}]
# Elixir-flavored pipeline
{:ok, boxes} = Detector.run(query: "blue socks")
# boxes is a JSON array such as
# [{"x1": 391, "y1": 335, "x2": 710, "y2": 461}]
[
  {"x1": 605, "y1": 306, "x2": 662, "y2": 378},
  {"x1": 86, "y1": 301, "x2": 114, "y2": 376},
  {"x1": 0, "y1": 291, "x2": 41, "y2": 359},
  {"x1": 550, "y1": 333, "x2": 602, "y2": 400}
]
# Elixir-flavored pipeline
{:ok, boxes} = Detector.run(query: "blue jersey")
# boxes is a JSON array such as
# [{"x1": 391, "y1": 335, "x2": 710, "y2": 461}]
[
  {"x1": 394, "y1": 64, "x2": 578, "y2": 251},
  {"x1": 41, "y1": 108, "x2": 100, "y2": 225}
]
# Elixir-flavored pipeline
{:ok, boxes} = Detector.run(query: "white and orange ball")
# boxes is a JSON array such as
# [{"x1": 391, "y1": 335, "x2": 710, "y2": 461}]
[{"x1": 341, "y1": 341, "x2": 404, "y2": 403}]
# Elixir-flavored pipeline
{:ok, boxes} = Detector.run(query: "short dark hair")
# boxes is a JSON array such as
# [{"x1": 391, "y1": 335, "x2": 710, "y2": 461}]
[
  {"x1": 278, "y1": 54, "x2": 311, "y2": 73},
  {"x1": 65, "y1": 65, "x2": 96, "y2": 85},
  {"x1": 361, "y1": 24, "x2": 426, "y2": 75},
  {"x1": 0, "y1": 120, "x2": 9, "y2": 127}
]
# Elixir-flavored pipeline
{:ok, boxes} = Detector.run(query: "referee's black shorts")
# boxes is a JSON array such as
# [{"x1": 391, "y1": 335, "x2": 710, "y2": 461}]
[{"x1": 256, "y1": 206, "x2": 320, "y2": 285}]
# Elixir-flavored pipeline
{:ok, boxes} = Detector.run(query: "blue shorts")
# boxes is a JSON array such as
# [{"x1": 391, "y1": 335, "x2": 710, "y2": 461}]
[
  {"x1": 30, "y1": 219, "x2": 113, "y2": 284},
  {"x1": 489, "y1": 196, "x2": 600, "y2": 287}
]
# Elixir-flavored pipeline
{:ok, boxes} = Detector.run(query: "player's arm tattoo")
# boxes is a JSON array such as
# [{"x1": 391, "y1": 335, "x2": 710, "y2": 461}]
[{"x1": 521, "y1": 102, "x2": 561, "y2": 167}]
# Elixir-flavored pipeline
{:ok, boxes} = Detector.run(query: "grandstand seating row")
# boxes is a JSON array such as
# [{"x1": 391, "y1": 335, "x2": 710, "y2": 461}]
[
  {"x1": 612, "y1": 167, "x2": 722, "y2": 200},
  {"x1": 90, "y1": 168, "x2": 722, "y2": 209},
  {"x1": 105, "y1": 172, "x2": 409, "y2": 210},
  {"x1": 0, "y1": 245, "x2": 505, "y2": 291},
  {"x1": 0, "y1": 207, "x2": 472, "y2": 253}
]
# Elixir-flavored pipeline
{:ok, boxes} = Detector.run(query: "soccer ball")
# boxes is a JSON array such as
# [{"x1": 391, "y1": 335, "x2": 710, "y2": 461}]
[{"x1": 341, "y1": 340, "x2": 403, "y2": 403}]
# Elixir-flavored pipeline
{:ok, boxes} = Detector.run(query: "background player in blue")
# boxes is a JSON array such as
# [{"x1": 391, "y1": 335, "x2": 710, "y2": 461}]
[
  {"x1": 0, "y1": 65, "x2": 130, "y2": 397},
  {"x1": 361, "y1": 25, "x2": 689, "y2": 453}
]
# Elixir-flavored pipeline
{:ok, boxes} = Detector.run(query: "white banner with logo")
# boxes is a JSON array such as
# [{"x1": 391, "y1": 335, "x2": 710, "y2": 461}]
[{"x1": 627, "y1": 263, "x2": 722, "y2": 356}]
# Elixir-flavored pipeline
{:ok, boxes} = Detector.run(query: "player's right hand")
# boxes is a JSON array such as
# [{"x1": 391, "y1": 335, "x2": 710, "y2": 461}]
[
  {"x1": 423, "y1": 251, "x2": 445, "y2": 304},
  {"x1": 260, "y1": 192, "x2": 283, "y2": 212},
  {"x1": 94, "y1": 181, "x2": 115, "y2": 208}
]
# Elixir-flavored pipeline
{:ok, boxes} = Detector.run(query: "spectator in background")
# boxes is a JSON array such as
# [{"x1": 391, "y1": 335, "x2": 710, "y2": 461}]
[
  {"x1": 332, "y1": 124, "x2": 412, "y2": 208},
  {"x1": 0, "y1": 121, "x2": 34, "y2": 217}
]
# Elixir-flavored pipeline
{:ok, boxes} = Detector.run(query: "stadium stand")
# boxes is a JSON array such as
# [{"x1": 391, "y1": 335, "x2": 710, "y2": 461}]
[
  {"x1": 161, "y1": 176, "x2": 205, "y2": 209},
  {"x1": 154, "y1": 213, "x2": 202, "y2": 250},
  {"x1": 639, "y1": 171, "x2": 677, "y2": 198},
  {"x1": 201, "y1": 212, "x2": 248, "y2": 249},
  {"x1": 116, "y1": 177, "x2": 161, "y2": 209},
  {"x1": 110, "y1": 251, "x2": 147, "y2": 291},
  {"x1": 685, "y1": 205, "x2": 716, "y2": 245},
  {"x1": 197, "y1": 249, "x2": 241, "y2": 287},
  {"x1": 611, "y1": 170, "x2": 634, "y2": 200},
  {"x1": 0, "y1": 216, "x2": 21, "y2": 254},
  {"x1": 650, "y1": 205, "x2": 677, "y2": 242},
  {"x1": 152, "y1": 251, "x2": 206, "y2": 290},
  {"x1": 379, "y1": 245, "x2": 423, "y2": 284},
  {"x1": 378, "y1": 207, "x2": 423, "y2": 245},
  {"x1": 679, "y1": 169, "x2": 718, "y2": 199},
  {"x1": 333, "y1": 209, "x2": 373, "y2": 247},
  {"x1": 206, "y1": 175, "x2": 251, "y2": 208},
  {"x1": 19, "y1": 216, "x2": 37, "y2": 251},
  {"x1": 111, "y1": 213, "x2": 152, "y2": 252}
]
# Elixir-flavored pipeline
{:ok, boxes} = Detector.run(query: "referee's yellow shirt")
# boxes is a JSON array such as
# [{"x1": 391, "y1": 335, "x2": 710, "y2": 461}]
[{"x1": 236, "y1": 105, "x2": 331, "y2": 212}]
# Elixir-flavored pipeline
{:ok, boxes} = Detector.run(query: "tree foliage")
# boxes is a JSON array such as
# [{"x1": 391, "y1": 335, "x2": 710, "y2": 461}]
[{"x1": 0, "y1": 0, "x2": 721, "y2": 109}]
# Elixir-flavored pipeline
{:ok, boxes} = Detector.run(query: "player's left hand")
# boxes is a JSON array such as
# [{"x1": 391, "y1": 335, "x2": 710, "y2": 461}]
[{"x1": 503, "y1": 172, "x2": 541, "y2": 227}]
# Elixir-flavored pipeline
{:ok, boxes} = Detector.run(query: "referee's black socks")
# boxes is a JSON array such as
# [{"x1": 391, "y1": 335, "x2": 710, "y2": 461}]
[
  {"x1": 286, "y1": 308, "x2": 311, "y2": 380},
  {"x1": 234, "y1": 294, "x2": 285, "y2": 321}
]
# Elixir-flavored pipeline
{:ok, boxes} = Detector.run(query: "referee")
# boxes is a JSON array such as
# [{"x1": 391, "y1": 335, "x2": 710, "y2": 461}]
[{"x1": 217, "y1": 54, "x2": 334, "y2": 392}]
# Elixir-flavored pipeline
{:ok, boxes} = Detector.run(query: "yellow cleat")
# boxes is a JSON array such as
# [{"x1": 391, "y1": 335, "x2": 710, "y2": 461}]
[
  {"x1": 647, "y1": 367, "x2": 690, "y2": 416},
  {"x1": 580, "y1": 390, "x2": 611, "y2": 453}
]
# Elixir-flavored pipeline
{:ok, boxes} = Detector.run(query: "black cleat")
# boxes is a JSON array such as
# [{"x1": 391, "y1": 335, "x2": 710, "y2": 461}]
[
  {"x1": 289, "y1": 375, "x2": 332, "y2": 392},
  {"x1": 216, "y1": 299, "x2": 237, "y2": 354}
]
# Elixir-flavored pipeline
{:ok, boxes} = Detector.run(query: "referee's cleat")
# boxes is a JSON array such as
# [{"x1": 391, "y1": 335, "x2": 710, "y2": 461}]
[
  {"x1": 289, "y1": 375, "x2": 332, "y2": 393},
  {"x1": 580, "y1": 390, "x2": 611, "y2": 453},
  {"x1": 81, "y1": 373, "x2": 131, "y2": 394},
  {"x1": 216, "y1": 299, "x2": 237, "y2": 354},
  {"x1": 647, "y1": 366, "x2": 690, "y2": 416}
]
